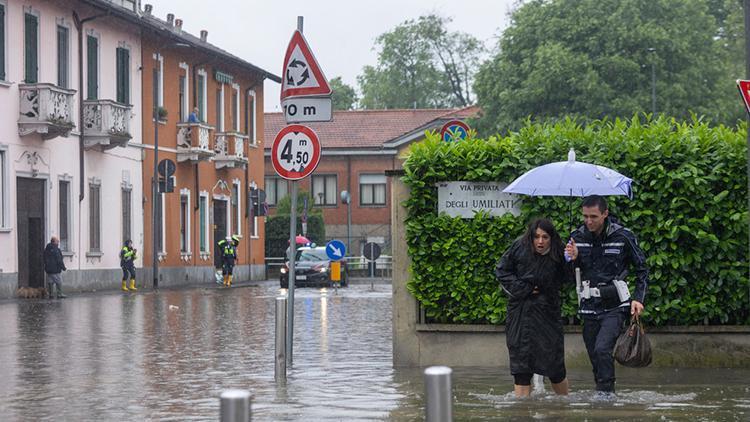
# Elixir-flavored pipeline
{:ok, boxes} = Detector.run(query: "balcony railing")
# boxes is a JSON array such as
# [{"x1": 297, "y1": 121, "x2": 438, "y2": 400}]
[
  {"x1": 214, "y1": 132, "x2": 249, "y2": 169},
  {"x1": 18, "y1": 83, "x2": 76, "y2": 140},
  {"x1": 83, "y1": 100, "x2": 132, "y2": 149},
  {"x1": 176, "y1": 122, "x2": 215, "y2": 162}
]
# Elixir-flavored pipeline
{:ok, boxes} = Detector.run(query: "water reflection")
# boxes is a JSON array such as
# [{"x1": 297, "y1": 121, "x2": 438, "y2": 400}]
[{"x1": 0, "y1": 283, "x2": 748, "y2": 421}]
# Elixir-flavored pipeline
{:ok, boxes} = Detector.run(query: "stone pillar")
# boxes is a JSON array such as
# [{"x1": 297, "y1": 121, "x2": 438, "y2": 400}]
[{"x1": 388, "y1": 170, "x2": 420, "y2": 367}]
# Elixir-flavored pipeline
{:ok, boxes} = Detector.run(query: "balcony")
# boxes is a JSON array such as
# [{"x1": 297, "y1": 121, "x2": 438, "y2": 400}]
[
  {"x1": 213, "y1": 132, "x2": 249, "y2": 169},
  {"x1": 18, "y1": 83, "x2": 76, "y2": 140},
  {"x1": 83, "y1": 100, "x2": 132, "y2": 149},
  {"x1": 176, "y1": 122, "x2": 215, "y2": 163}
]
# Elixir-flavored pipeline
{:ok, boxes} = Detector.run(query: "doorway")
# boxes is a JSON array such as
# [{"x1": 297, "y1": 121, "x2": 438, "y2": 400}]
[
  {"x1": 213, "y1": 199, "x2": 227, "y2": 268},
  {"x1": 16, "y1": 177, "x2": 46, "y2": 288}
]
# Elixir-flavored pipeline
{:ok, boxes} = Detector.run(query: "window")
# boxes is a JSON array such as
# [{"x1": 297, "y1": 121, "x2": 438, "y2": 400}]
[
  {"x1": 0, "y1": 148, "x2": 7, "y2": 227},
  {"x1": 265, "y1": 176, "x2": 288, "y2": 206},
  {"x1": 59, "y1": 180, "x2": 70, "y2": 250},
  {"x1": 89, "y1": 183, "x2": 101, "y2": 252},
  {"x1": 116, "y1": 47, "x2": 129, "y2": 104},
  {"x1": 0, "y1": 145, "x2": 8, "y2": 228},
  {"x1": 246, "y1": 90, "x2": 256, "y2": 141},
  {"x1": 232, "y1": 89, "x2": 239, "y2": 132},
  {"x1": 199, "y1": 194, "x2": 208, "y2": 252},
  {"x1": 24, "y1": 12, "x2": 38, "y2": 83},
  {"x1": 152, "y1": 68, "x2": 159, "y2": 116},
  {"x1": 179, "y1": 75, "x2": 186, "y2": 121},
  {"x1": 86, "y1": 35, "x2": 98, "y2": 99},
  {"x1": 0, "y1": 4, "x2": 5, "y2": 81},
  {"x1": 122, "y1": 188, "x2": 131, "y2": 244},
  {"x1": 232, "y1": 182, "x2": 241, "y2": 236},
  {"x1": 179, "y1": 191, "x2": 189, "y2": 253},
  {"x1": 156, "y1": 193, "x2": 165, "y2": 253},
  {"x1": 57, "y1": 25, "x2": 69, "y2": 88},
  {"x1": 312, "y1": 175, "x2": 337, "y2": 206},
  {"x1": 360, "y1": 174, "x2": 386, "y2": 206},
  {"x1": 216, "y1": 87, "x2": 224, "y2": 131},
  {"x1": 197, "y1": 70, "x2": 206, "y2": 121}
]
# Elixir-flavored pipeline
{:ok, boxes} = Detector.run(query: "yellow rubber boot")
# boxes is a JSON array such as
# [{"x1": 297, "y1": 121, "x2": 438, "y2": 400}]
[
  {"x1": 121, "y1": 280, "x2": 130, "y2": 292},
  {"x1": 129, "y1": 279, "x2": 137, "y2": 291},
  {"x1": 227, "y1": 275, "x2": 232, "y2": 287},
  {"x1": 223, "y1": 275, "x2": 228, "y2": 286}
]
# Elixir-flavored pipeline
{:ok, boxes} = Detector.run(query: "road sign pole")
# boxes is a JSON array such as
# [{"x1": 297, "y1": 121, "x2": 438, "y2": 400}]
[{"x1": 287, "y1": 181, "x2": 297, "y2": 365}]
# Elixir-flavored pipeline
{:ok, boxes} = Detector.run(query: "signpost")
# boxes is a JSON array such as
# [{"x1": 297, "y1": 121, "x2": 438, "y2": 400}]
[
  {"x1": 325, "y1": 239, "x2": 346, "y2": 261},
  {"x1": 440, "y1": 120, "x2": 471, "y2": 143},
  {"x1": 277, "y1": 16, "x2": 331, "y2": 367},
  {"x1": 281, "y1": 28, "x2": 332, "y2": 124}
]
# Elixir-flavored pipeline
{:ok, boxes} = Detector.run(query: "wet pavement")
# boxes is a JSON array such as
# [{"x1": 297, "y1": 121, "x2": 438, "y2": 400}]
[{"x1": 0, "y1": 280, "x2": 748, "y2": 421}]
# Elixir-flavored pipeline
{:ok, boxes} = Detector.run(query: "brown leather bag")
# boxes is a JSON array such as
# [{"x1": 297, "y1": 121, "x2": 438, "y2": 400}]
[{"x1": 613, "y1": 315, "x2": 653, "y2": 367}]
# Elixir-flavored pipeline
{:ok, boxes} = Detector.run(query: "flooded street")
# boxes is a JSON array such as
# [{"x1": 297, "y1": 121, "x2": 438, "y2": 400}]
[{"x1": 0, "y1": 281, "x2": 748, "y2": 421}]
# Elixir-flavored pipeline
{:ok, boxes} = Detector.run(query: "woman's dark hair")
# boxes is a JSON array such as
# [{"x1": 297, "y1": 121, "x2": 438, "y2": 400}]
[
  {"x1": 124, "y1": 239, "x2": 132, "y2": 247},
  {"x1": 522, "y1": 218, "x2": 564, "y2": 261}
]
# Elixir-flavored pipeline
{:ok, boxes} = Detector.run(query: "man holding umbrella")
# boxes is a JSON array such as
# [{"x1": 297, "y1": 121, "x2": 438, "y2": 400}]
[
  {"x1": 566, "y1": 195, "x2": 649, "y2": 397},
  {"x1": 503, "y1": 150, "x2": 649, "y2": 397}
]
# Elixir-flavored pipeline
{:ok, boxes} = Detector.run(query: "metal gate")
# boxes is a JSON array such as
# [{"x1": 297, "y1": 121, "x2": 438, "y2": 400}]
[{"x1": 16, "y1": 177, "x2": 46, "y2": 288}]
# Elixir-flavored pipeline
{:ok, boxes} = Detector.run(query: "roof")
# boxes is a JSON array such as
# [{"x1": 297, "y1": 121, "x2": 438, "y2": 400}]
[
  {"x1": 264, "y1": 106, "x2": 479, "y2": 150},
  {"x1": 80, "y1": 0, "x2": 280, "y2": 83}
]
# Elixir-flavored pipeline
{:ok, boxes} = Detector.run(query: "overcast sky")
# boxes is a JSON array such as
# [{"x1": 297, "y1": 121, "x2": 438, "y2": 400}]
[{"x1": 151, "y1": 0, "x2": 518, "y2": 111}]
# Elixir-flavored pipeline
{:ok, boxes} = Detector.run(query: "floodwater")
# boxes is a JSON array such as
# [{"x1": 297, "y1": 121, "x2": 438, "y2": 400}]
[{"x1": 0, "y1": 281, "x2": 748, "y2": 421}]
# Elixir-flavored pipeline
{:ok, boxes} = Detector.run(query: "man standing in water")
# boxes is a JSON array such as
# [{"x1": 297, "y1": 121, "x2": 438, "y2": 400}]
[{"x1": 566, "y1": 195, "x2": 649, "y2": 397}]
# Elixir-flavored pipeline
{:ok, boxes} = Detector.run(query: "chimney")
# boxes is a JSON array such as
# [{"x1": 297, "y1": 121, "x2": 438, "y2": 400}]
[
  {"x1": 175, "y1": 18, "x2": 183, "y2": 31},
  {"x1": 144, "y1": 4, "x2": 152, "y2": 15},
  {"x1": 166, "y1": 13, "x2": 174, "y2": 26},
  {"x1": 200, "y1": 30, "x2": 208, "y2": 42}
]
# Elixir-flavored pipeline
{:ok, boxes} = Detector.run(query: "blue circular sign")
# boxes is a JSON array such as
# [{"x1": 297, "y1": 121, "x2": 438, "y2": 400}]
[
  {"x1": 440, "y1": 120, "x2": 471, "y2": 142},
  {"x1": 325, "y1": 240, "x2": 346, "y2": 261}
]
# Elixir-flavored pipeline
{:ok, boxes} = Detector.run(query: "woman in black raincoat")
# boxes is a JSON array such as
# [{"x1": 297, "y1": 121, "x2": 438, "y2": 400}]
[{"x1": 495, "y1": 218, "x2": 570, "y2": 397}]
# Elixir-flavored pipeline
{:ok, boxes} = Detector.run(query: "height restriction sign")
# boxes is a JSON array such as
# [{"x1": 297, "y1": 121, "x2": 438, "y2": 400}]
[{"x1": 271, "y1": 124, "x2": 322, "y2": 180}]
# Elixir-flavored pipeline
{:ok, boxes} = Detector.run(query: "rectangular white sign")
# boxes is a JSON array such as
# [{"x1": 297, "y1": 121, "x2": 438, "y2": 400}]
[
  {"x1": 437, "y1": 181, "x2": 522, "y2": 218},
  {"x1": 283, "y1": 96, "x2": 333, "y2": 123}
]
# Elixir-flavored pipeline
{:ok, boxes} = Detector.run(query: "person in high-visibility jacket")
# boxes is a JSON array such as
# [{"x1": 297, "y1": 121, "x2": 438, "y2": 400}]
[
  {"x1": 218, "y1": 235, "x2": 240, "y2": 287},
  {"x1": 120, "y1": 240, "x2": 138, "y2": 291}
]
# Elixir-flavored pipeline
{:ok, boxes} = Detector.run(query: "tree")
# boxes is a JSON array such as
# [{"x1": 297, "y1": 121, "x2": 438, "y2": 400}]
[
  {"x1": 358, "y1": 15, "x2": 485, "y2": 109},
  {"x1": 474, "y1": 0, "x2": 745, "y2": 134},
  {"x1": 329, "y1": 77, "x2": 358, "y2": 110}
]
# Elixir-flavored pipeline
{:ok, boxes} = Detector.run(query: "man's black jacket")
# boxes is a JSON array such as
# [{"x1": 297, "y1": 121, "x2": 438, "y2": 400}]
[
  {"x1": 570, "y1": 218, "x2": 648, "y2": 314},
  {"x1": 43, "y1": 243, "x2": 66, "y2": 274}
]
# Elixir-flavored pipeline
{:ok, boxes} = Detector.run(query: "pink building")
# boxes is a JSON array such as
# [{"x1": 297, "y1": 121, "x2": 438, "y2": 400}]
[{"x1": 0, "y1": 0, "x2": 144, "y2": 297}]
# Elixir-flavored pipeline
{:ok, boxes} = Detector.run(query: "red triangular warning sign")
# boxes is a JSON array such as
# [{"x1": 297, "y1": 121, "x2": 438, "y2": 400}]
[
  {"x1": 281, "y1": 30, "x2": 332, "y2": 100},
  {"x1": 737, "y1": 80, "x2": 750, "y2": 115}
]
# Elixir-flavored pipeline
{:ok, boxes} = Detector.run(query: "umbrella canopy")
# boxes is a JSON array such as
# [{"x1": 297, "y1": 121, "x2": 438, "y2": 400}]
[
  {"x1": 503, "y1": 149, "x2": 632, "y2": 198},
  {"x1": 295, "y1": 235, "x2": 310, "y2": 244}
]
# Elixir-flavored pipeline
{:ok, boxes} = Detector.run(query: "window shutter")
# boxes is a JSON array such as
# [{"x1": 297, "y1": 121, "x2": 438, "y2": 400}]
[
  {"x1": 116, "y1": 48, "x2": 130, "y2": 104},
  {"x1": 24, "y1": 14, "x2": 38, "y2": 83},
  {"x1": 57, "y1": 26, "x2": 69, "y2": 88},
  {"x1": 0, "y1": 5, "x2": 6, "y2": 81},
  {"x1": 87, "y1": 36, "x2": 98, "y2": 99}
]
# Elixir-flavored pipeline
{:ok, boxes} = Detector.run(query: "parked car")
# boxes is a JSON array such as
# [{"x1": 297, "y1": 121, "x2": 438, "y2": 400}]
[{"x1": 280, "y1": 247, "x2": 348, "y2": 288}]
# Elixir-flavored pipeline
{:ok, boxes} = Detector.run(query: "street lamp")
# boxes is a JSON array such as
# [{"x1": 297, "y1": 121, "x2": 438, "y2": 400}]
[
  {"x1": 647, "y1": 47, "x2": 657, "y2": 117},
  {"x1": 152, "y1": 42, "x2": 190, "y2": 290},
  {"x1": 340, "y1": 190, "x2": 351, "y2": 255}
]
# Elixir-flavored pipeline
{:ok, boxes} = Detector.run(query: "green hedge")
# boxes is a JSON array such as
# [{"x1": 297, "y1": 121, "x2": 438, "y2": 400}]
[
  {"x1": 403, "y1": 117, "x2": 749, "y2": 326},
  {"x1": 265, "y1": 191, "x2": 326, "y2": 257}
]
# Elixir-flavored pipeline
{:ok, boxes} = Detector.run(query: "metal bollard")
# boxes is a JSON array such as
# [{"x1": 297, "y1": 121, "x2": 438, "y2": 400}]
[
  {"x1": 220, "y1": 389, "x2": 252, "y2": 422},
  {"x1": 424, "y1": 366, "x2": 453, "y2": 422},
  {"x1": 275, "y1": 297, "x2": 287, "y2": 383}
]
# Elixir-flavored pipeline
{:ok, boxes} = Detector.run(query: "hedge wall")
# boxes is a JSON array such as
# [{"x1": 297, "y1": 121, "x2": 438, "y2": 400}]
[{"x1": 403, "y1": 118, "x2": 749, "y2": 326}]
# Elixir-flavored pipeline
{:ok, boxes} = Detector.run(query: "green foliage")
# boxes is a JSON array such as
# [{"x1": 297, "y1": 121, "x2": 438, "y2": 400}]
[
  {"x1": 403, "y1": 117, "x2": 749, "y2": 326},
  {"x1": 474, "y1": 0, "x2": 745, "y2": 134},
  {"x1": 265, "y1": 190, "x2": 326, "y2": 257},
  {"x1": 330, "y1": 76, "x2": 358, "y2": 110},
  {"x1": 358, "y1": 14, "x2": 485, "y2": 109}
]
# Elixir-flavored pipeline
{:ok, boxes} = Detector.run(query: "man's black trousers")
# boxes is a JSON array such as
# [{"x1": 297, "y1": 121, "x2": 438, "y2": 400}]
[{"x1": 582, "y1": 308, "x2": 628, "y2": 392}]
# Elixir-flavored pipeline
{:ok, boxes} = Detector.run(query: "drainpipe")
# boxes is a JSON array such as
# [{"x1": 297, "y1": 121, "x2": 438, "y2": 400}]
[{"x1": 72, "y1": 10, "x2": 108, "y2": 203}]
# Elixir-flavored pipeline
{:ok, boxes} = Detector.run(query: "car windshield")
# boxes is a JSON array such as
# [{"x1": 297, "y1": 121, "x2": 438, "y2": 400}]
[{"x1": 296, "y1": 249, "x2": 328, "y2": 262}]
